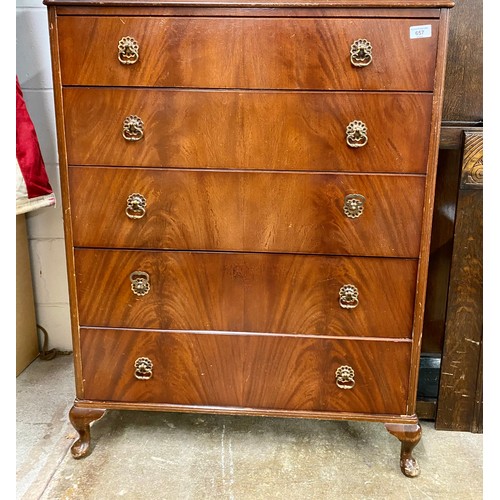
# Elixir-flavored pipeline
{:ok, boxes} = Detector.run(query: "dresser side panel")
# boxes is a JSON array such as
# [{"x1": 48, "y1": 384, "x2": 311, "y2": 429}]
[
  {"x1": 46, "y1": 6, "x2": 84, "y2": 398},
  {"x1": 407, "y1": 7, "x2": 450, "y2": 414}
]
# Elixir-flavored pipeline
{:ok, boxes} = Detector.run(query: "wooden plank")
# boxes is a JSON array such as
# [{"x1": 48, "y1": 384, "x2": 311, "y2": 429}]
[
  {"x1": 43, "y1": 0, "x2": 455, "y2": 8},
  {"x1": 416, "y1": 399, "x2": 437, "y2": 420},
  {"x1": 471, "y1": 340, "x2": 482, "y2": 433},
  {"x1": 438, "y1": 125, "x2": 482, "y2": 149},
  {"x1": 422, "y1": 127, "x2": 482, "y2": 356},
  {"x1": 54, "y1": 6, "x2": 442, "y2": 16},
  {"x1": 442, "y1": 0, "x2": 482, "y2": 122},
  {"x1": 435, "y1": 130, "x2": 483, "y2": 431},
  {"x1": 405, "y1": 7, "x2": 449, "y2": 415},
  {"x1": 420, "y1": 147, "x2": 461, "y2": 354}
]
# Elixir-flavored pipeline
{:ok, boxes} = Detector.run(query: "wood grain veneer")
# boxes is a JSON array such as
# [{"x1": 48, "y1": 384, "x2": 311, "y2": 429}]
[
  {"x1": 74, "y1": 249, "x2": 418, "y2": 337},
  {"x1": 80, "y1": 328, "x2": 412, "y2": 414},
  {"x1": 68, "y1": 167, "x2": 425, "y2": 257},
  {"x1": 63, "y1": 89, "x2": 433, "y2": 173},
  {"x1": 58, "y1": 16, "x2": 439, "y2": 90}
]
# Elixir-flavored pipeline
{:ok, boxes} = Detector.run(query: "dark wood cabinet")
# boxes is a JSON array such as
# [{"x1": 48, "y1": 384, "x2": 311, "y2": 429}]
[
  {"x1": 442, "y1": 0, "x2": 482, "y2": 123},
  {"x1": 45, "y1": 0, "x2": 453, "y2": 476}
]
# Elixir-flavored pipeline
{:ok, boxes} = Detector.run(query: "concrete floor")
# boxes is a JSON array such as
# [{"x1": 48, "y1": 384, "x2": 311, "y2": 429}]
[{"x1": 17, "y1": 355, "x2": 483, "y2": 500}]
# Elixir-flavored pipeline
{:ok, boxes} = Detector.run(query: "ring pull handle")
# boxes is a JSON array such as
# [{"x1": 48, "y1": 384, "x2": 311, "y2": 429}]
[
  {"x1": 118, "y1": 36, "x2": 139, "y2": 65},
  {"x1": 130, "y1": 271, "x2": 151, "y2": 296},
  {"x1": 336, "y1": 365, "x2": 356, "y2": 390},
  {"x1": 123, "y1": 115, "x2": 144, "y2": 142},
  {"x1": 350, "y1": 39, "x2": 373, "y2": 67},
  {"x1": 346, "y1": 120, "x2": 368, "y2": 148},
  {"x1": 339, "y1": 284, "x2": 359, "y2": 309},
  {"x1": 343, "y1": 194, "x2": 366, "y2": 219},
  {"x1": 126, "y1": 193, "x2": 147, "y2": 219},
  {"x1": 134, "y1": 357, "x2": 153, "y2": 380}
]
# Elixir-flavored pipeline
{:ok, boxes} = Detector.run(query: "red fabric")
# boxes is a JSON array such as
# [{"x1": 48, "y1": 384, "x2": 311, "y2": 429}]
[{"x1": 16, "y1": 77, "x2": 53, "y2": 199}]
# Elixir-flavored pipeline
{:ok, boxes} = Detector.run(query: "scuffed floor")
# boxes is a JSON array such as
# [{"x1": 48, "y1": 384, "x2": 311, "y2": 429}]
[{"x1": 17, "y1": 356, "x2": 483, "y2": 500}]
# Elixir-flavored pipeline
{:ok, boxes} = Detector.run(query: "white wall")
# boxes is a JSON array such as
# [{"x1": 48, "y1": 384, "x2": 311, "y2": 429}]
[{"x1": 16, "y1": 0, "x2": 72, "y2": 350}]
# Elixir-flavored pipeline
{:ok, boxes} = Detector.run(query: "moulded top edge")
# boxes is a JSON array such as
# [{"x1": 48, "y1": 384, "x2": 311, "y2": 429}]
[{"x1": 42, "y1": 0, "x2": 455, "y2": 9}]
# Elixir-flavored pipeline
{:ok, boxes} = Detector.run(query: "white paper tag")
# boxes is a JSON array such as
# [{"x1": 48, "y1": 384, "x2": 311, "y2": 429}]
[{"x1": 410, "y1": 25, "x2": 432, "y2": 39}]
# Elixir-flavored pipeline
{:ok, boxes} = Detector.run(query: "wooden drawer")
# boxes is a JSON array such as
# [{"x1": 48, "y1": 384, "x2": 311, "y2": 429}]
[
  {"x1": 74, "y1": 249, "x2": 418, "y2": 338},
  {"x1": 80, "y1": 329, "x2": 412, "y2": 415},
  {"x1": 57, "y1": 16, "x2": 439, "y2": 91},
  {"x1": 63, "y1": 88, "x2": 433, "y2": 174},
  {"x1": 69, "y1": 167, "x2": 425, "y2": 257}
]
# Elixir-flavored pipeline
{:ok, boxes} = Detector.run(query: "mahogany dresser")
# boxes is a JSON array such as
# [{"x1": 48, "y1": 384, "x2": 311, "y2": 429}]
[{"x1": 44, "y1": 0, "x2": 452, "y2": 477}]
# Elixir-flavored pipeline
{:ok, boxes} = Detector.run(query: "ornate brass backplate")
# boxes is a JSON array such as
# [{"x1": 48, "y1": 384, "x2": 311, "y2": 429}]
[
  {"x1": 130, "y1": 271, "x2": 151, "y2": 296},
  {"x1": 336, "y1": 365, "x2": 356, "y2": 390},
  {"x1": 134, "y1": 357, "x2": 153, "y2": 380},
  {"x1": 118, "y1": 36, "x2": 139, "y2": 65}
]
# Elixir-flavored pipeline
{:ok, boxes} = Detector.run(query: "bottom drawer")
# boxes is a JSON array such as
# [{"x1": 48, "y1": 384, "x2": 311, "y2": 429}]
[{"x1": 80, "y1": 329, "x2": 411, "y2": 415}]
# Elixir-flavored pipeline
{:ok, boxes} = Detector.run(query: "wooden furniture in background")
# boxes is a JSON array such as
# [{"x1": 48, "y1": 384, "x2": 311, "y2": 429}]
[
  {"x1": 435, "y1": 131, "x2": 483, "y2": 432},
  {"x1": 45, "y1": 0, "x2": 452, "y2": 476}
]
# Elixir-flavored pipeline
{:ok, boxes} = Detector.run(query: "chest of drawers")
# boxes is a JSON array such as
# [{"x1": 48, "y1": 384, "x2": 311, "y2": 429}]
[{"x1": 45, "y1": 0, "x2": 452, "y2": 477}]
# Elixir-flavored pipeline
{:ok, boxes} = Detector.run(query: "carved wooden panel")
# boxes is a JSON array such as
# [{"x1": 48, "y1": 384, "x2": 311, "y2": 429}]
[{"x1": 461, "y1": 131, "x2": 483, "y2": 189}]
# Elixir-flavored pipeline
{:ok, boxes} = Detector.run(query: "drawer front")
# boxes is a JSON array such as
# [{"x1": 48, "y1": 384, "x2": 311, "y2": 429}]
[
  {"x1": 69, "y1": 167, "x2": 425, "y2": 257},
  {"x1": 63, "y1": 88, "x2": 432, "y2": 174},
  {"x1": 74, "y1": 250, "x2": 417, "y2": 338},
  {"x1": 80, "y1": 329, "x2": 411, "y2": 415},
  {"x1": 58, "y1": 16, "x2": 439, "y2": 91}
]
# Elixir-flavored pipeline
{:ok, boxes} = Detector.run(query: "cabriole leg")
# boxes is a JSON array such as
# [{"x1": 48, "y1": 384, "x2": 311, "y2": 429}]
[
  {"x1": 385, "y1": 421, "x2": 422, "y2": 477},
  {"x1": 69, "y1": 405, "x2": 107, "y2": 459}
]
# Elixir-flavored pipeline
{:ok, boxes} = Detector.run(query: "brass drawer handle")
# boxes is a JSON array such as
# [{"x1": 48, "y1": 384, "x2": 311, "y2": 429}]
[
  {"x1": 134, "y1": 357, "x2": 153, "y2": 380},
  {"x1": 118, "y1": 36, "x2": 139, "y2": 65},
  {"x1": 339, "y1": 284, "x2": 359, "y2": 309},
  {"x1": 336, "y1": 365, "x2": 355, "y2": 390},
  {"x1": 123, "y1": 115, "x2": 144, "y2": 142},
  {"x1": 350, "y1": 39, "x2": 373, "y2": 67},
  {"x1": 126, "y1": 193, "x2": 147, "y2": 219},
  {"x1": 343, "y1": 194, "x2": 365, "y2": 219},
  {"x1": 346, "y1": 120, "x2": 368, "y2": 148},
  {"x1": 130, "y1": 271, "x2": 150, "y2": 296}
]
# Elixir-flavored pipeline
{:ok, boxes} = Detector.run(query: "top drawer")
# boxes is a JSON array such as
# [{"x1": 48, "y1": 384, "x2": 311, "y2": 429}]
[{"x1": 57, "y1": 16, "x2": 439, "y2": 91}]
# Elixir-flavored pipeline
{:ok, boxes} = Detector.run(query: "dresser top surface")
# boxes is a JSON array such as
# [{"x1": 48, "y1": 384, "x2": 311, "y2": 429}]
[{"x1": 43, "y1": 0, "x2": 454, "y2": 9}]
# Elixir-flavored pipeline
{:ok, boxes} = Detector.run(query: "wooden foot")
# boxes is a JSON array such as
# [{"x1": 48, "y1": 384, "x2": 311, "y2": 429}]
[
  {"x1": 69, "y1": 406, "x2": 107, "y2": 459},
  {"x1": 385, "y1": 422, "x2": 422, "y2": 477}
]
